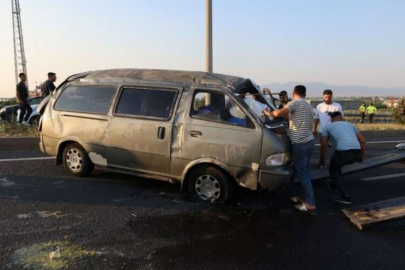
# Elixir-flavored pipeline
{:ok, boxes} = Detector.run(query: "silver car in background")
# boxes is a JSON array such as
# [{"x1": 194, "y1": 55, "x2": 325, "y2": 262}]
[{"x1": 38, "y1": 69, "x2": 294, "y2": 203}]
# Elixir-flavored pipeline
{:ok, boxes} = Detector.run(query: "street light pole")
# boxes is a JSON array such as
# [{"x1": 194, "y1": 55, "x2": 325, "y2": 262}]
[{"x1": 206, "y1": 0, "x2": 213, "y2": 73}]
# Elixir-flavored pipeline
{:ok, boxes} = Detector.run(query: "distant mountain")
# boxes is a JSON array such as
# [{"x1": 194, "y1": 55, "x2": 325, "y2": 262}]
[{"x1": 262, "y1": 82, "x2": 404, "y2": 98}]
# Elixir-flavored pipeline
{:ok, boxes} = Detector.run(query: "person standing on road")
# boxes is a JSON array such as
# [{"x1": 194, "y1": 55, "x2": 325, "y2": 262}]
[
  {"x1": 263, "y1": 85, "x2": 316, "y2": 212},
  {"x1": 278, "y1": 90, "x2": 290, "y2": 109},
  {"x1": 16, "y1": 73, "x2": 32, "y2": 126},
  {"x1": 359, "y1": 102, "x2": 366, "y2": 123},
  {"x1": 318, "y1": 112, "x2": 366, "y2": 204},
  {"x1": 41, "y1": 72, "x2": 57, "y2": 97},
  {"x1": 366, "y1": 103, "x2": 377, "y2": 123},
  {"x1": 313, "y1": 89, "x2": 343, "y2": 141}
]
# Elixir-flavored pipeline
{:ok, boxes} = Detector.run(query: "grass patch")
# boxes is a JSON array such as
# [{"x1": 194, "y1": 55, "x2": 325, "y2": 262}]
[
  {"x1": 0, "y1": 121, "x2": 39, "y2": 137},
  {"x1": 9, "y1": 240, "x2": 96, "y2": 270},
  {"x1": 354, "y1": 123, "x2": 405, "y2": 131}
]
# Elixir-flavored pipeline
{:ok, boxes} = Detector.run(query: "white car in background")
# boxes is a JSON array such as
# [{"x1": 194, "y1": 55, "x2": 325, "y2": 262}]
[{"x1": 17, "y1": 104, "x2": 41, "y2": 126}]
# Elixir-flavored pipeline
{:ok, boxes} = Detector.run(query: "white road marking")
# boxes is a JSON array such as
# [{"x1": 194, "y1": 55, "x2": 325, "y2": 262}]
[
  {"x1": 362, "y1": 173, "x2": 405, "y2": 181},
  {"x1": 315, "y1": 140, "x2": 405, "y2": 147},
  {"x1": 0, "y1": 157, "x2": 54, "y2": 162}
]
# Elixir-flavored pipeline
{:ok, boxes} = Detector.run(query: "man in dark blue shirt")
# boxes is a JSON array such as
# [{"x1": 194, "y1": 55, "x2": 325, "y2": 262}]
[{"x1": 16, "y1": 73, "x2": 32, "y2": 125}]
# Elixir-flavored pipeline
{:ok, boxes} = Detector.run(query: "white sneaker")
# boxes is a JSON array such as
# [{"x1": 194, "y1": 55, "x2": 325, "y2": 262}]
[{"x1": 21, "y1": 121, "x2": 30, "y2": 126}]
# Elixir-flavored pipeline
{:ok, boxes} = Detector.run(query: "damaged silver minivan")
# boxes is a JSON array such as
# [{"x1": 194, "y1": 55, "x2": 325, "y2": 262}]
[{"x1": 38, "y1": 69, "x2": 294, "y2": 203}]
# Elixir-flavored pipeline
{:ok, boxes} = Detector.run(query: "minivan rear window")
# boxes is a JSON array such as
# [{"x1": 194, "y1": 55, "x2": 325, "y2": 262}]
[
  {"x1": 115, "y1": 88, "x2": 177, "y2": 120},
  {"x1": 55, "y1": 85, "x2": 116, "y2": 114}
]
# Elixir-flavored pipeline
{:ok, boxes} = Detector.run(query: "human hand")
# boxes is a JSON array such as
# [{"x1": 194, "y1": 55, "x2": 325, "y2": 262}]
[
  {"x1": 317, "y1": 159, "x2": 325, "y2": 169},
  {"x1": 358, "y1": 156, "x2": 364, "y2": 163},
  {"x1": 313, "y1": 130, "x2": 318, "y2": 136}
]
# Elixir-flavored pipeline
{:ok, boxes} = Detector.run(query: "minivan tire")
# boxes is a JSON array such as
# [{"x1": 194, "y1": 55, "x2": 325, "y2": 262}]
[
  {"x1": 62, "y1": 143, "x2": 94, "y2": 177},
  {"x1": 188, "y1": 165, "x2": 234, "y2": 204}
]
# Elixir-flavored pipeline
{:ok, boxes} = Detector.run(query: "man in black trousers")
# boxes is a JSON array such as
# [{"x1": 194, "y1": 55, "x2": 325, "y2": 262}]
[{"x1": 16, "y1": 73, "x2": 32, "y2": 126}]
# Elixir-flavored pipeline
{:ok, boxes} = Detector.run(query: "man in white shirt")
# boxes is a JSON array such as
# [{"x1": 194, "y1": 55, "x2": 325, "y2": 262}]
[{"x1": 313, "y1": 89, "x2": 343, "y2": 140}]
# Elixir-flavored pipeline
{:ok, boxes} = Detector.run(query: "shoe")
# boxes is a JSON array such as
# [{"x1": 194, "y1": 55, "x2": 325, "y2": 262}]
[
  {"x1": 332, "y1": 195, "x2": 352, "y2": 205},
  {"x1": 325, "y1": 179, "x2": 337, "y2": 193},
  {"x1": 21, "y1": 121, "x2": 30, "y2": 126}
]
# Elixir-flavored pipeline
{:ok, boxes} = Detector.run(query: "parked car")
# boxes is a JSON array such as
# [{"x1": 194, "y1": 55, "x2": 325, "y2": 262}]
[
  {"x1": 0, "y1": 96, "x2": 44, "y2": 123},
  {"x1": 38, "y1": 69, "x2": 294, "y2": 203},
  {"x1": 16, "y1": 104, "x2": 41, "y2": 126}
]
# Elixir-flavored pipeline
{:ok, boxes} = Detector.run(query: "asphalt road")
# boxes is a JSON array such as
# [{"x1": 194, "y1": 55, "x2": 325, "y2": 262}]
[{"x1": 0, "y1": 138, "x2": 404, "y2": 269}]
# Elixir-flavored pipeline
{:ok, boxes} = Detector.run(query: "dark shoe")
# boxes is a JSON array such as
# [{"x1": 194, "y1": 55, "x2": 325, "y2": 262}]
[
  {"x1": 332, "y1": 195, "x2": 352, "y2": 205},
  {"x1": 325, "y1": 179, "x2": 337, "y2": 193}
]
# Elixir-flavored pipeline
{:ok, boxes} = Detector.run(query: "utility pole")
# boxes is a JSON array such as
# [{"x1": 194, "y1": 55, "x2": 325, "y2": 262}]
[
  {"x1": 11, "y1": 0, "x2": 28, "y2": 89},
  {"x1": 206, "y1": 0, "x2": 213, "y2": 73},
  {"x1": 205, "y1": 0, "x2": 213, "y2": 105}
]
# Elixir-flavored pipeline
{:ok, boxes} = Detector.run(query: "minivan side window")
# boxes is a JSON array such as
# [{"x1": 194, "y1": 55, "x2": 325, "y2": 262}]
[
  {"x1": 115, "y1": 88, "x2": 177, "y2": 120},
  {"x1": 55, "y1": 85, "x2": 116, "y2": 114},
  {"x1": 191, "y1": 91, "x2": 254, "y2": 129}
]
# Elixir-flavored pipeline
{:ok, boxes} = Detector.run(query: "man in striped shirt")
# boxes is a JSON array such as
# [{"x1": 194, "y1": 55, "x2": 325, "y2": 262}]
[{"x1": 263, "y1": 85, "x2": 316, "y2": 211}]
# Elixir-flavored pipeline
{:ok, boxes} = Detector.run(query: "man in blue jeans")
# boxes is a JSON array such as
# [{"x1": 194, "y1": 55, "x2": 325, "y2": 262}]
[
  {"x1": 264, "y1": 85, "x2": 315, "y2": 211},
  {"x1": 318, "y1": 111, "x2": 366, "y2": 204}
]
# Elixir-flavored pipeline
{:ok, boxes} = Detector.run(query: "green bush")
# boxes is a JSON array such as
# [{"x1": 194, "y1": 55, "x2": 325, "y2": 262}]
[
  {"x1": 0, "y1": 99, "x2": 17, "y2": 106},
  {"x1": 392, "y1": 98, "x2": 405, "y2": 125}
]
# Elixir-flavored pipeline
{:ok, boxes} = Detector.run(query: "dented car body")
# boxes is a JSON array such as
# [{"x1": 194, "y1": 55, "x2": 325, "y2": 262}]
[{"x1": 39, "y1": 69, "x2": 294, "y2": 203}]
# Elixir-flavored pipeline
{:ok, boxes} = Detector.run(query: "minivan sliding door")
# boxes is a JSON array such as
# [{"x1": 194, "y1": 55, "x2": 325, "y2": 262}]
[{"x1": 106, "y1": 86, "x2": 179, "y2": 177}]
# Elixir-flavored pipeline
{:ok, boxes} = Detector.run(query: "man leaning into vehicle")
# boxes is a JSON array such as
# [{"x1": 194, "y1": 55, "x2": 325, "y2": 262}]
[
  {"x1": 318, "y1": 111, "x2": 366, "y2": 204},
  {"x1": 263, "y1": 85, "x2": 316, "y2": 212}
]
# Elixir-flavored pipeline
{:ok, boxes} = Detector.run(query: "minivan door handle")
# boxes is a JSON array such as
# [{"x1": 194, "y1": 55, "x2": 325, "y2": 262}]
[
  {"x1": 157, "y1": 127, "x2": 166, "y2": 140},
  {"x1": 190, "y1": 130, "x2": 202, "y2": 137}
]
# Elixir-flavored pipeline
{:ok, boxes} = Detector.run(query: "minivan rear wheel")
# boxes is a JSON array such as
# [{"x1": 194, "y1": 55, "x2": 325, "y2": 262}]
[
  {"x1": 188, "y1": 165, "x2": 234, "y2": 204},
  {"x1": 62, "y1": 143, "x2": 94, "y2": 177}
]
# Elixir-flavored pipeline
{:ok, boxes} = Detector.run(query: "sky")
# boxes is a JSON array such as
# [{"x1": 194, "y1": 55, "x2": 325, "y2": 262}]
[{"x1": 0, "y1": 0, "x2": 404, "y2": 97}]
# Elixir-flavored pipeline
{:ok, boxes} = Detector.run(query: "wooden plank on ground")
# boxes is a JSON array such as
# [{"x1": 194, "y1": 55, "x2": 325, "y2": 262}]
[
  {"x1": 342, "y1": 196, "x2": 405, "y2": 230},
  {"x1": 311, "y1": 150, "x2": 405, "y2": 180}
]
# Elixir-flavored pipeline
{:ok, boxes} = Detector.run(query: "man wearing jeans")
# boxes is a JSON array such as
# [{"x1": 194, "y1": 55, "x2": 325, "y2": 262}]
[
  {"x1": 318, "y1": 112, "x2": 366, "y2": 204},
  {"x1": 16, "y1": 73, "x2": 32, "y2": 126},
  {"x1": 264, "y1": 85, "x2": 315, "y2": 211}
]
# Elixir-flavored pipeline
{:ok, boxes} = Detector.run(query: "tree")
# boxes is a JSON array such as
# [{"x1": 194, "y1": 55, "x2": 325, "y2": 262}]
[{"x1": 392, "y1": 98, "x2": 405, "y2": 125}]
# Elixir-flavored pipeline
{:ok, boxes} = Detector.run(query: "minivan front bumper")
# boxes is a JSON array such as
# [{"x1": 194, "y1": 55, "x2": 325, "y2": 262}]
[{"x1": 259, "y1": 166, "x2": 294, "y2": 191}]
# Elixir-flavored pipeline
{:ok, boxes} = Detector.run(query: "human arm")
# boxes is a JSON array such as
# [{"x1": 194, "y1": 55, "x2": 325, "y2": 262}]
[
  {"x1": 318, "y1": 136, "x2": 328, "y2": 169},
  {"x1": 313, "y1": 119, "x2": 320, "y2": 136},
  {"x1": 313, "y1": 106, "x2": 320, "y2": 135},
  {"x1": 263, "y1": 107, "x2": 290, "y2": 119},
  {"x1": 356, "y1": 132, "x2": 366, "y2": 162}
]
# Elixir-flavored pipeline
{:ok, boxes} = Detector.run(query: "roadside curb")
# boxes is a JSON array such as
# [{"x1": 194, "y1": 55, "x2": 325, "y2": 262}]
[{"x1": 0, "y1": 137, "x2": 40, "y2": 151}]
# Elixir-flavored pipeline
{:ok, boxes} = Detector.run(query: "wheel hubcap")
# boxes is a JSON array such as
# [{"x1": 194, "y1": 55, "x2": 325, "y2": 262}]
[
  {"x1": 195, "y1": 175, "x2": 221, "y2": 202},
  {"x1": 66, "y1": 148, "x2": 83, "y2": 172}
]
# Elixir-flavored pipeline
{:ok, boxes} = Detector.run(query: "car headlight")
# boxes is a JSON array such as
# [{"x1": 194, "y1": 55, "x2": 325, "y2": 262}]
[{"x1": 265, "y1": 153, "x2": 291, "y2": 166}]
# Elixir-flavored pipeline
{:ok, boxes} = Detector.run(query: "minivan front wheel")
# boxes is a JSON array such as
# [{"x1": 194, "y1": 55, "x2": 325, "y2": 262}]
[
  {"x1": 62, "y1": 143, "x2": 94, "y2": 177},
  {"x1": 188, "y1": 165, "x2": 234, "y2": 204}
]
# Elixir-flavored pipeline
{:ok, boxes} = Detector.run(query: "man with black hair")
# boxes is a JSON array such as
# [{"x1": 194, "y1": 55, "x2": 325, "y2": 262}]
[
  {"x1": 16, "y1": 73, "x2": 32, "y2": 126},
  {"x1": 263, "y1": 85, "x2": 316, "y2": 212},
  {"x1": 313, "y1": 89, "x2": 343, "y2": 139},
  {"x1": 41, "y1": 72, "x2": 57, "y2": 97},
  {"x1": 278, "y1": 90, "x2": 289, "y2": 109},
  {"x1": 366, "y1": 103, "x2": 377, "y2": 123},
  {"x1": 318, "y1": 111, "x2": 366, "y2": 204}
]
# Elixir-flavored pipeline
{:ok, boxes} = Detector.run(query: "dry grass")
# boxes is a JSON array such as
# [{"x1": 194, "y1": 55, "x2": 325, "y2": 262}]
[
  {"x1": 0, "y1": 121, "x2": 39, "y2": 137},
  {"x1": 354, "y1": 123, "x2": 405, "y2": 131}
]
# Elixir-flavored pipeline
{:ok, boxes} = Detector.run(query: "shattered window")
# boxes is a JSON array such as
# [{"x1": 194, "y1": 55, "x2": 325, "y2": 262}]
[
  {"x1": 115, "y1": 88, "x2": 177, "y2": 120},
  {"x1": 55, "y1": 85, "x2": 116, "y2": 114}
]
